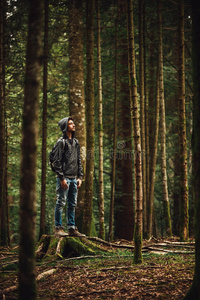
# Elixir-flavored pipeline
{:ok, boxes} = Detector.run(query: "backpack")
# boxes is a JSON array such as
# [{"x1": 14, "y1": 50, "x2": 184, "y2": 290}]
[{"x1": 49, "y1": 137, "x2": 65, "y2": 172}]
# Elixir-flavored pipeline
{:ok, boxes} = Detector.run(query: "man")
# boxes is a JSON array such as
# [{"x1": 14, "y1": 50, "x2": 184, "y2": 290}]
[{"x1": 54, "y1": 116, "x2": 85, "y2": 237}]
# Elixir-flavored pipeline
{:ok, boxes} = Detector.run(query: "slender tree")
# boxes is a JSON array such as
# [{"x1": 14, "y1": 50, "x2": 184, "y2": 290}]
[
  {"x1": 146, "y1": 12, "x2": 156, "y2": 238},
  {"x1": 148, "y1": 63, "x2": 160, "y2": 238},
  {"x1": 109, "y1": 10, "x2": 118, "y2": 242},
  {"x1": 139, "y1": 0, "x2": 147, "y2": 238},
  {"x1": 158, "y1": 0, "x2": 172, "y2": 236},
  {"x1": 39, "y1": 0, "x2": 49, "y2": 239},
  {"x1": 183, "y1": 0, "x2": 200, "y2": 297},
  {"x1": 96, "y1": 0, "x2": 105, "y2": 239},
  {"x1": 82, "y1": 0, "x2": 95, "y2": 236},
  {"x1": 68, "y1": 0, "x2": 86, "y2": 231},
  {"x1": 178, "y1": 0, "x2": 188, "y2": 242},
  {"x1": 18, "y1": 1, "x2": 44, "y2": 299},
  {"x1": 127, "y1": 0, "x2": 143, "y2": 263}
]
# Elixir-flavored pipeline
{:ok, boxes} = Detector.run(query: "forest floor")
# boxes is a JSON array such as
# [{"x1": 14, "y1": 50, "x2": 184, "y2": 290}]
[{"x1": 0, "y1": 236, "x2": 195, "y2": 299}]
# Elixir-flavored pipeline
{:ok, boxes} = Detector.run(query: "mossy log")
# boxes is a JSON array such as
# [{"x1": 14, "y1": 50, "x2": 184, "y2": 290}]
[{"x1": 36, "y1": 234, "x2": 110, "y2": 260}]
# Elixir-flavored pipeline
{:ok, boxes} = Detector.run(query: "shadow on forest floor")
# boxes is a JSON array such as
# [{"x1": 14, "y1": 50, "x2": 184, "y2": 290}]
[{"x1": 0, "y1": 236, "x2": 195, "y2": 299}]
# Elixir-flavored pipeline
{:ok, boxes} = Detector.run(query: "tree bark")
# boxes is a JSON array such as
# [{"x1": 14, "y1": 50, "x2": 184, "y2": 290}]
[
  {"x1": 109, "y1": 9, "x2": 118, "y2": 242},
  {"x1": 148, "y1": 63, "x2": 160, "y2": 238},
  {"x1": 127, "y1": 0, "x2": 143, "y2": 263},
  {"x1": 178, "y1": 0, "x2": 189, "y2": 242},
  {"x1": 183, "y1": 0, "x2": 200, "y2": 298},
  {"x1": 114, "y1": 0, "x2": 134, "y2": 241},
  {"x1": 39, "y1": 0, "x2": 49, "y2": 239},
  {"x1": 82, "y1": 0, "x2": 95, "y2": 236},
  {"x1": 97, "y1": 0, "x2": 105, "y2": 240},
  {"x1": 158, "y1": 0, "x2": 172, "y2": 237},
  {"x1": 68, "y1": 0, "x2": 86, "y2": 232},
  {"x1": 18, "y1": 1, "x2": 44, "y2": 299},
  {"x1": 139, "y1": 0, "x2": 147, "y2": 239},
  {"x1": 146, "y1": 20, "x2": 156, "y2": 238}
]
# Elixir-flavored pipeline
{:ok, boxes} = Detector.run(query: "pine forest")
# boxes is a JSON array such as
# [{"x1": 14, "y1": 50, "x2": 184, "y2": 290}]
[{"x1": 1, "y1": 0, "x2": 200, "y2": 299}]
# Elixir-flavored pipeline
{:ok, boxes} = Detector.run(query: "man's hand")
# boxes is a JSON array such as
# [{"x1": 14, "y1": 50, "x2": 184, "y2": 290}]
[
  {"x1": 61, "y1": 179, "x2": 68, "y2": 190},
  {"x1": 77, "y1": 179, "x2": 82, "y2": 189}
]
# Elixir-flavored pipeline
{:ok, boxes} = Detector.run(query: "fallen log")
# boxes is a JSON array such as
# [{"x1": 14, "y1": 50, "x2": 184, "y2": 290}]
[{"x1": 2, "y1": 268, "x2": 57, "y2": 295}]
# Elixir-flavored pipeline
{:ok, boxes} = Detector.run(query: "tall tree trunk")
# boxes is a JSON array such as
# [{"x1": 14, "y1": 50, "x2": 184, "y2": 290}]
[
  {"x1": 39, "y1": 0, "x2": 48, "y2": 239},
  {"x1": 148, "y1": 63, "x2": 160, "y2": 238},
  {"x1": 146, "y1": 22, "x2": 156, "y2": 238},
  {"x1": 82, "y1": 0, "x2": 95, "y2": 236},
  {"x1": 143, "y1": 0, "x2": 149, "y2": 239},
  {"x1": 96, "y1": 0, "x2": 105, "y2": 240},
  {"x1": 158, "y1": 0, "x2": 172, "y2": 237},
  {"x1": 173, "y1": 142, "x2": 180, "y2": 236},
  {"x1": 139, "y1": 0, "x2": 147, "y2": 239},
  {"x1": 183, "y1": 1, "x2": 200, "y2": 298},
  {"x1": 109, "y1": 12, "x2": 118, "y2": 242},
  {"x1": 18, "y1": 1, "x2": 44, "y2": 299},
  {"x1": 68, "y1": 0, "x2": 86, "y2": 232},
  {"x1": 178, "y1": 0, "x2": 188, "y2": 242},
  {"x1": 127, "y1": 0, "x2": 143, "y2": 263},
  {"x1": 114, "y1": 0, "x2": 134, "y2": 242},
  {"x1": 0, "y1": 0, "x2": 6, "y2": 245}
]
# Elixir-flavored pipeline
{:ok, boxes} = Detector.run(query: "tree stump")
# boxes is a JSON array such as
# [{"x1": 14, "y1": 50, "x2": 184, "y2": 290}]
[{"x1": 36, "y1": 234, "x2": 109, "y2": 260}]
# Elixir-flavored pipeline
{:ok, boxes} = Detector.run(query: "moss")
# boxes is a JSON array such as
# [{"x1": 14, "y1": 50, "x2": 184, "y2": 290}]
[
  {"x1": 36, "y1": 235, "x2": 51, "y2": 259},
  {"x1": 45, "y1": 237, "x2": 60, "y2": 257},
  {"x1": 62, "y1": 237, "x2": 95, "y2": 257}
]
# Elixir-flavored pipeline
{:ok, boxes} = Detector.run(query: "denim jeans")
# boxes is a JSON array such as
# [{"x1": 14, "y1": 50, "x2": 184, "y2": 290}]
[{"x1": 54, "y1": 177, "x2": 78, "y2": 229}]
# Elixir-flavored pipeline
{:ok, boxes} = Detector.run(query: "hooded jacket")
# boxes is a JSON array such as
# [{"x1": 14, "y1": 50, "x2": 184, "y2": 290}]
[{"x1": 53, "y1": 117, "x2": 83, "y2": 181}]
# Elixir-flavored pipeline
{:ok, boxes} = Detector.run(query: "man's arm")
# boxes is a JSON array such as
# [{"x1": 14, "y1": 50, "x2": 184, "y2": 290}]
[
  {"x1": 77, "y1": 142, "x2": 83, "y2": 188},
  {"x1": 53, "y1": 139, "x2": 65, "y2": 181}
]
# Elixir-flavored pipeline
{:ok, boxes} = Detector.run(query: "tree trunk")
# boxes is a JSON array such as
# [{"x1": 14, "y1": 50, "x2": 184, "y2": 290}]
[
  {"x1": 109, "y1": 12, "x2": 118, "y2": 242},
  {"x1": 148, "y1": 63, "x2": 160, "y2": 238},
  {"x1": 178, "y1": 0, "x2": 188, "y2": 242},
  {"x1": 183, "y1": 0, "x2": 200, "y2": 297},
  {"x1": 173, "y1": 145, "x2": 180, "y2": 236},
  {"x1": 39, "y1": 0, "x2": 48, "y2": 239},
  {"x1": 158, "y1": 0, "x2": 172, "y2": 237},
  {"x1": 127, "y1": 0, "x2": 143, "y2": 263},
  {"x1": 114, "y1": 0, "x2": 134, "y2": 241},
  {"x1": 68, "y1": 0, "x2": 86, "y2": 232},
  {"x1": 82, "y1": 0, "x2": 95, "y2": 236},
  {"x1": 139, "y1": 0, "x2": 147, "y2": 240},
  {"x1": 146, "y1": 21, "x2": 156, "y2": 238},
  {"x1": 97, "y1": 0, "x2": 105, "y2": 240},
  {"x1": 18, "y1": 1, "x2": 44, "y2": 299}
]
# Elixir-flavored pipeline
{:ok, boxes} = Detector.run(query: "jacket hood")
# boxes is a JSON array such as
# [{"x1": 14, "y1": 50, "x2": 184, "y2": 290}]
[{"x1": 58, "y1": 117, "x2": 75, "y2": 138}]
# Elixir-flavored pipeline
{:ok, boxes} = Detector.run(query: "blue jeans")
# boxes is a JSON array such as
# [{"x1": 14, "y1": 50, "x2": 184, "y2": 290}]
[{"x1": 54, "y1": 177, "x2": 78, "y2": 229}]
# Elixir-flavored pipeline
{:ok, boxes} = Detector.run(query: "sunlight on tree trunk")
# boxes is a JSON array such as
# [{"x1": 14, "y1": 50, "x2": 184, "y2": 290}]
[{"x1": 18, "y1": 1, "x2": 44, "y2": 299}]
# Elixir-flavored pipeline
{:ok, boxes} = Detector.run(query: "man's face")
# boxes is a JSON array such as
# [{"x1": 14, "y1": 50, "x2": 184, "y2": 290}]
[{"x1": 67, "y1": 119, "x2": 75, "y2": 132}]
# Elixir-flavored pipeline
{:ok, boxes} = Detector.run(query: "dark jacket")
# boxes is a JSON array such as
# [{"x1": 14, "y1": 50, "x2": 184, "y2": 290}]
[{"x1": 54, "y1": 117, "x2": 83, "y2": 181}]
